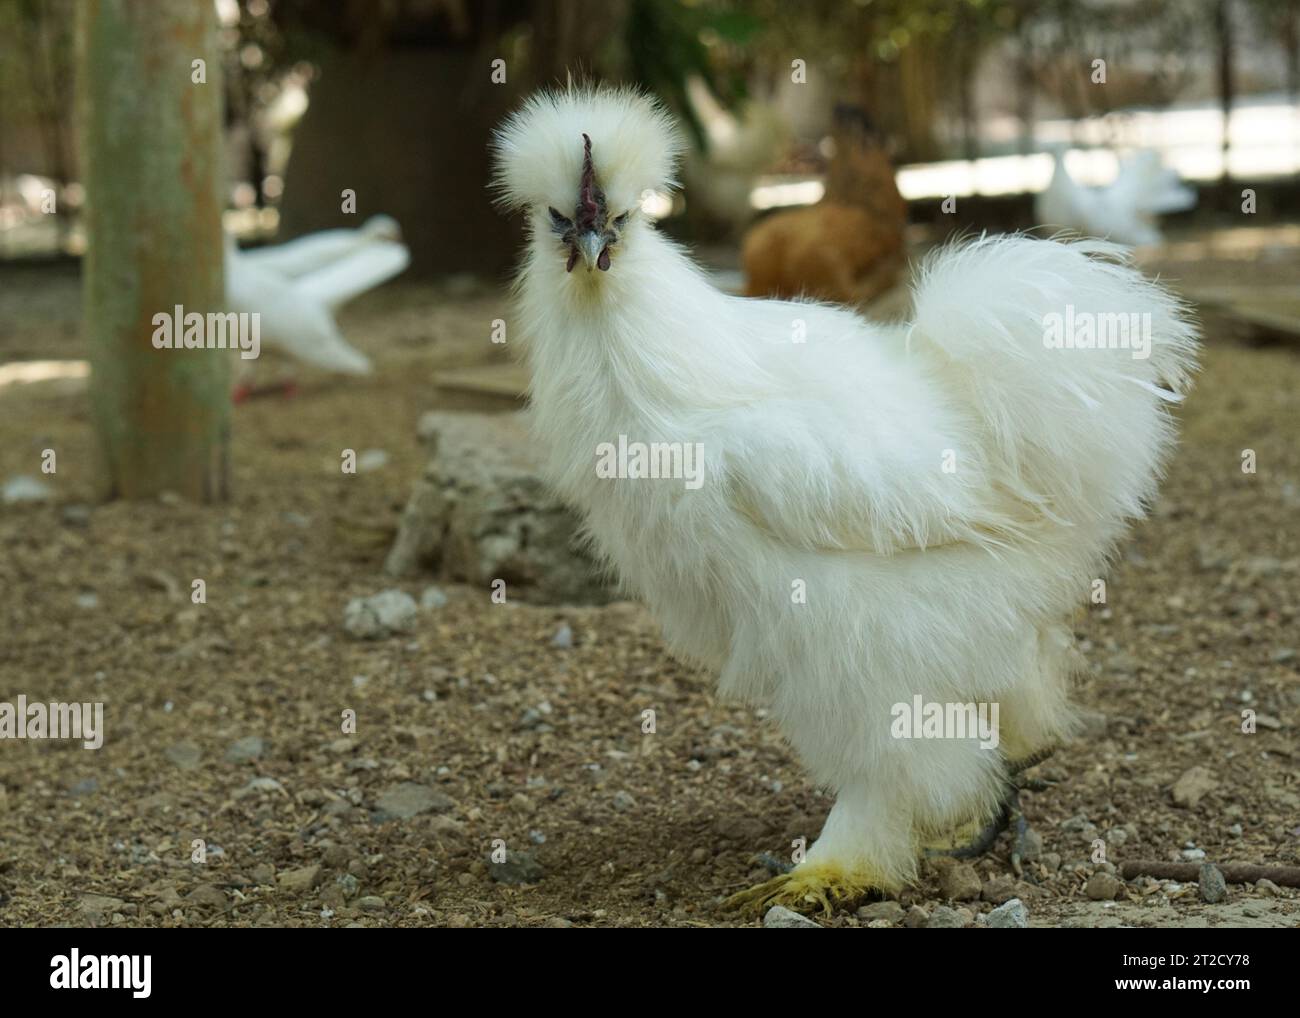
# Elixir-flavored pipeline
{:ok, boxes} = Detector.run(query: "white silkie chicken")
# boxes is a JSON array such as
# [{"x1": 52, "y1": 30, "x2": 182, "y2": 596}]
[
  {"x1": 493, "y1": 87, "x2": 1198, "y2": 915},
  {"x1": 226, "y1": 214, "x2": 409, "y2": 379},
  {"x1": 1036, "y1": 148, "x2": 1197, "y2": 247}
]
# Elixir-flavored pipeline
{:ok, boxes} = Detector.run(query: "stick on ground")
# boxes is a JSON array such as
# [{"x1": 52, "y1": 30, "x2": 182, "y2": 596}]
[{"x1": 1119, "y1": 861, "x2": 1300, "y2": 887}]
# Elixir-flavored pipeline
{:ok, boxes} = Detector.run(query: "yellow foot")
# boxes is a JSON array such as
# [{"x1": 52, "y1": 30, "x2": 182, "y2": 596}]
[
  {"x1": 921, "y1": 817, "x2": 989, "y2": 856},
  {"x1": 921, "y1": 746, "x2": 1058, "y2": 859},
  {"x1": 721, "y1": 862, "x2": 895, "y2": 919}
]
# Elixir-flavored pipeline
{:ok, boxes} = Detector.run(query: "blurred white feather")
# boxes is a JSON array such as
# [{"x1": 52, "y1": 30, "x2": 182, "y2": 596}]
[
  {"x1": 679, "y1": 77, "x2": 788, "y2": 229},
  {"x1": 226, "y1": 215, "x2": 409, "y2": 375},
  {"x1": 1036, "y1": 148, "x2": 1195, "y2": 247}
]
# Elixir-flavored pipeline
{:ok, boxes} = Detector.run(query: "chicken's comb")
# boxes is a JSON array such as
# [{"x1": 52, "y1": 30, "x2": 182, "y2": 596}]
[{"x1": 577, "y1": 133, "x2": 604, "y2": 231}]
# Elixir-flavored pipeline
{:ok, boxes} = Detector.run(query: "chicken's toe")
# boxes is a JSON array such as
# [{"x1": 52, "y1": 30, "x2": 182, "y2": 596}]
[
  {"x1": 922, "y1": 807, "x2": 1010, "y2": 859},
  {"x1": 722, "y1": 862, "x2": 890, "y2": 918}
]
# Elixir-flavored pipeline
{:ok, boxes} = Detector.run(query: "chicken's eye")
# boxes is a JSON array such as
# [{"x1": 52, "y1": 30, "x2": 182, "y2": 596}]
[{"x1": 612, "y1": 211, "x2": 631, "y2": 228}]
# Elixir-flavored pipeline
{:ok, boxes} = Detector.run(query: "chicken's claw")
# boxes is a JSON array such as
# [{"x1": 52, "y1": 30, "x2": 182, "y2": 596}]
[
  {"x1": 922, "y1": 747, "x2": 1057, "y2": 861},
  {"x1": 752, "y1": 851, "x2": 794, "y2": 876},
  {"x1": 721, "y1": 862, "x2": 889, "y2": 918},
  {"x1": 923, "y1": 814, "x2": 1003, "y2": 859},
  {"x1": 1007, "y1": 745, "x2": 1057, "y2": 777}
]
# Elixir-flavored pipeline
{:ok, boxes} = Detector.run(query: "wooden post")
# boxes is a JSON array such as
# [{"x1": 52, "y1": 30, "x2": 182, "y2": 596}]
[
  {"x1": 1215, "y1": 0, "x2": 1235, "y2": 190},
  {"x1": 77, "y1": 0, "x2": 229, "y2": 501}
]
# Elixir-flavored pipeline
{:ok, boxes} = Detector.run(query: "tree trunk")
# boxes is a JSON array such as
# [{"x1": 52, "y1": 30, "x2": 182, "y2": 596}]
[
  {"x1": 1015, "y1": 36, "x2": 1036, "y2": 157},
  {"x1": 276, "y1": 49, "x2": 520, "y2": 278},
  {"x1": 1282, "y1": 0, "x2": 1299, "y2": 105},
  {"x1": 77, "y1": 0, "x2": 230, "y2": 501},
  {"x1": 1216, "y1": 0, "x2": 1234, "y2": 189}
]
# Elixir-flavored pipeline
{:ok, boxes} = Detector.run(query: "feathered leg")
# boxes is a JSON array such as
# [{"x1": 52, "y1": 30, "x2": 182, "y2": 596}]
[
  {"x1": 922, "y1": 626, "x2": 1076, "y2": 860},
  {"x1": 921, "y1": 747, "x2": 1057, "y2": 862},
  {"x1": 724, "y1": 778, "x2": 915, "y2": 917}
]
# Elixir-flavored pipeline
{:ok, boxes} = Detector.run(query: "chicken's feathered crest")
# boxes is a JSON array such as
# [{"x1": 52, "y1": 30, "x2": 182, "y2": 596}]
[{"x1": 491, "y1": 85, "x2": 684, "y2": 217}]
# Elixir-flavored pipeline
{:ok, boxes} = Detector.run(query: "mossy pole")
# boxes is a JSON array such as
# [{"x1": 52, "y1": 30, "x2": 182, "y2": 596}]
[{"x1": 77, "y1": 0, "x2": 229, "y2": 501}]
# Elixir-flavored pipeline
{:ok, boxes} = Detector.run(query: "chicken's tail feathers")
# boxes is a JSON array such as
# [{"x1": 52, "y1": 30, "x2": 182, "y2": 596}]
[
  {"x1": 1112, "y1": 150, "x2": 1198, "y2": 216},
  {"x1": 295, "y1": 242, "x2": 411, "y2": 311},
  {"x1": 908, "y1": 234, "x2": 1199, "y2": 528}
]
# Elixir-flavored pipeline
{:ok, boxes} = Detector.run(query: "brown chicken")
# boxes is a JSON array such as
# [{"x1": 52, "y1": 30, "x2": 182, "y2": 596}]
[{"x1": 742, "y1": 105, "x2": 907, "y2": 305}]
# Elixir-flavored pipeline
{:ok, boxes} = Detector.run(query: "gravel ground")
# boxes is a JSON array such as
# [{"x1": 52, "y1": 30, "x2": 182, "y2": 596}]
[{"x1": 0, "y1": 242, "x2": 1296, "y2": 928}]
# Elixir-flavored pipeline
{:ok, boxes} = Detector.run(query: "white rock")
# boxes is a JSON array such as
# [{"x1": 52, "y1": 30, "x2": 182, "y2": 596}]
[
  {"x1": 357, "y1": 449, "x2": 390, "y2": 473},
  {"x1": 550, "y1": 623, "x2": 574, "y2": 648},
  {"x1": 2, "y1": 475, "x2": 53, "y2": 504},
  {"x1": 385, "y1": 412, "x2": 614, "y2": 604},
  {"x1": 987, "y1": 898, "x2": 1029, "y2": 928},
  {"x1": 344, "y1": 589, "x2": 418, "y2": 639},
  {"x1": 763, "y1": 905, "x2": 820, "y2": 928}
]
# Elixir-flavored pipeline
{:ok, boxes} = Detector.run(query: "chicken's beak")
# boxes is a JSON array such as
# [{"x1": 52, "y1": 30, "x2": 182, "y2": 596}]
[{"x1": 575, "y1": 231, "x2": 610, "y2": 272}]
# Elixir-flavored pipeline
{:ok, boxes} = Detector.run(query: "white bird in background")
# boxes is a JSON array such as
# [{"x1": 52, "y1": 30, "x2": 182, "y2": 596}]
[
  {"x1": 493, "y1": 86, "x2": 1199, "y2": 915},
  {"x1": 1036, "y1": 148, "x2": 1196, "y2": 247},
  {"x1": 225, "y1": 214, "x2": 410, "y2": 380},
  {"x1": 680, "y1": 76, "x2": 789, "y2": 229}
]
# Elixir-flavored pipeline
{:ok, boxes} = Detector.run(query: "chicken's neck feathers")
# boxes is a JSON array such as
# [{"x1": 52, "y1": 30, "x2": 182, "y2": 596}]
[{"x1": 519, "y1": 225, "x2": 773, "y2": 434}]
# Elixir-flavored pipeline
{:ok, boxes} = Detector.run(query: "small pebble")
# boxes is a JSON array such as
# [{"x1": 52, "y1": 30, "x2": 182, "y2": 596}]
[
  {"x1": 224, "y1": 736, "x2": 265, "y2": 764},
  {"x1": 61, "y1": 504, "x2": 91, "y2": 526},
  {"x1": 1086, "y1": 872, "x2": 1123, "y2": 901},
  {"x1": 185, "y1": 884, "x2": 228, "y2": 909},
  {"x1": 937, "y1": 861, "x2": 982, "y2": 902},
  {"x1": 277, "y1": 865, "x2": 321, "y2": 892},
  {"x1": 344, "y1": 589, "x2": 418, "y2": 640},
  {"x1": 165, "y1": 742, "x2": 202, "y2": 771},
  {"x1": 763, "y1": 905, "x2": 819, "y2": 928},
  {"x1": 981, "y1": 875, "x2": 1019, "y2": 904},
  {"x1": 1198, "y1": 863, "x2": 1227, "y2": 904},
  {"x1": 925, "y1": 905, "x2": 968, "y2": 928},
  {"x1": 489, "y1": 850, "x2": 544, "y2": 885},
  {"x1": 2, "y1": 475, "x2": 53, "y2": 504},
  {"x1": 372, "y1": 782, "x2": 453, "y2": 821},
  {"x1": 1171, "y1": 766, "x2": 1218, "y2": 808},
  {"x1": 550, "y1": 623, "x2": 574, "y2": 648},
  {"x1": 249, "y1": 864, "x2": 276, "y2": 885},
  {"x1": 356, "y1": 449, "x2": 389, "y2": 472},
  {"x1": 986, "y1": 898, "x2": 1029, "y2": 928},
  {"x1": 856, "y1": 900, "x2": 905, "y2": 924}
]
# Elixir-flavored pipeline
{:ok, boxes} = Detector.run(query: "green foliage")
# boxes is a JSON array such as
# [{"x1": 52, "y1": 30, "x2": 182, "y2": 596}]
[{"x1": 625, "y1": 0, "x2": 763, "y2": 149}]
